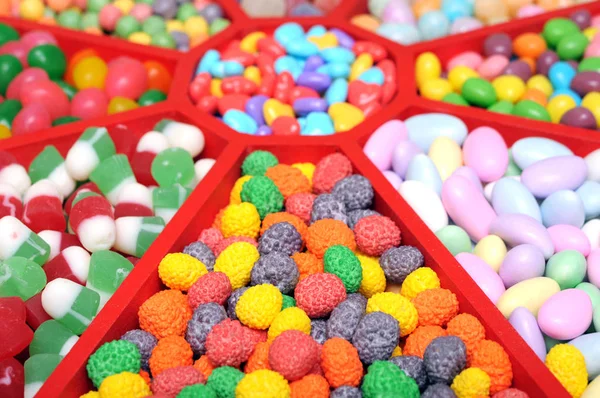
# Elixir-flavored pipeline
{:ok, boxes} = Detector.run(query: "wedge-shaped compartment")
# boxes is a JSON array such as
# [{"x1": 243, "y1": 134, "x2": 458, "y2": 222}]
[{"x1": 40, "y1": 140, "x2": 566, "y2": 396}]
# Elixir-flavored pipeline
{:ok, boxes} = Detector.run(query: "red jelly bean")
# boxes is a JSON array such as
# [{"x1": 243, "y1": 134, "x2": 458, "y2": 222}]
[
  {"x1": 25, "y1": 293, "x2": 51, "y2": 331},
  {"x1": 0, "y1": 358, "x2": 24, "y2": 397},
  {"x1": 348, "y1": 80, "x2": 382, "y2": 109},
  {"x1": 257, "y1": 75, "x2": 275, "y2": 97},
  {"x1": 353, "y1": 41, "x2": 388, "y2": 62},
  {"x1": 257, "y1": 37, "x2": 286, "y2": 58},
  {"x1": 0, "y1": 297, "x2": 33, "y2": 360},
  {"x1": 196, "y1": 95, "x2": 219, "y2": 114},
  {"x1": 378, "y1": 59, "x2": 397, "y2": 104},
  {"x1": 218, "y1": 94, "x2": 250, "y2": 115},
  {"x1": 361, "y1": 101, "x2": 381, "y2": 117},
  {"x1": 271, "y1": 116, "x2": 301, "y2": 136},
  {"x1": 221, "y1": 48, "x2": 256, "y2": 67},
  {"x1": 273, "y1": 71, "x2": 294, "y2": 104},
  {"x1": 221, "y1": 77, "x2": 257, "y2": 96},
  {"x1": 289, "y1": 87, "x2": 320, "y2": 104},
  {"x1": 188, "y1": 72, "x2": 211, "y2": 104},
  {"x1": 257, "y1": 54, "x2": 275, "y2": 76}
]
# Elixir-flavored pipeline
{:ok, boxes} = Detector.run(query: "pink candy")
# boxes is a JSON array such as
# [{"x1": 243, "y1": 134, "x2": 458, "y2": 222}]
[{"x1": 71, "y1": 88, "x2": 109, "y2": 120}]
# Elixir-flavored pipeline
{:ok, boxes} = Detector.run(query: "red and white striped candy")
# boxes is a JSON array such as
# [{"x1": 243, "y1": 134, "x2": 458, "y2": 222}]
[
  {"x1": 114, "y1": 183, "x2": 153, "y2": 218},
  {"x1": 70, "y1": 194, "x2": 116, "y2": 252},
  {"x1": 22, "y1": 179, "x2": 65, "y2": 233},
  {"x1": 43, "y1": 246, "x2": 91, "y2": 285},
  {"x1": 64, "y1": 182, "x2": 102, "y2": 216},
  {"x1": 38, "y1": 230, "x2": 82, "y2": 261},
  {"x1": 131, "y1": 132, "x2": 169, "y2": 186},
  {"x1": 0, "y1": 150, "x2": 31, "y2": 195},
  {"x1": 0, "y1": 183, "x2": 23, "y2": 220}
]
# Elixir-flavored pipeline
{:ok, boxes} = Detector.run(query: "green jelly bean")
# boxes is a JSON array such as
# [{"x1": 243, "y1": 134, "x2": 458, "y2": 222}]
[
  {"x1": 579, "y1": 57, "x2": 600, "y2": 73},
  {"x1": 210, "y1": 18, "x2": 231, "y2": 36},
  {"x1": 576, "y1": 282, "x2": 600, "y2": 310},
  {"x1": 461, "y1": 78, "x2": 497, "y2": 108},
  {"x1": 557, "y1": 33, "x2": 589, "y2": 61},
  {"x1": 0, "y1": 257, "x2": 47, "y2": 301},
  {"x1": 115, "y1": 15, "x2": 141, "y2": 39},
  {"x1": 488, "y1": 100, "x2": 514, "y2": 115},
  {"x1": 151, "y1": 32, "x2": 176, "y2": 49},
  {"x1": 442, "y1": 93, "x2": 468, "y2": 106},
  {"x1": 0, "y1": 99, "x2": 22, "y2": 127},
  {"x1": 0, "y1": 55, "x2": 23, "y2": 96},
  {"x1": 177, "y1": 3, "x2": 198, "y2": 21},
  {"x1": 143, "y1": 16, "x2": 166, "y2": 35},
  {"x1": 138, "y1": 89, "x2": 167, "y2": 106},
  {"x1": 53, "y1": 80, "x2": 77, "y2": 100},
  {"x1": 52, "y1": 116, "x2": 81, "y2": 126},
  {"x1": 151, "y1": 148, "x2": 195, "y2": 187},
  {"x1": 504, "y1": 150, "x2": 521, "y2": 177},
  {"x1": 57, "y1": 9, "x2": 82, "y2": 29},
  {"x1": 435, "y1": 225, "x2": 471, "y2": 256},
  {"x1": 0, "y1": 23, "x2": 19, "y2": 46},
  {"x1": 28, "y1": 45, "x2": 67, "y2": 80},
  {"x1": 512, "y1": 100, "x2": 551, "y2": 122},
  {"x1": 545, "y1": 249, "x2": 586, "y2": 289},
  {"x1": 81, "y1": 12, "x2": 100, "y2": 29},
  {"x1": 542, "y1": 18, "x2": 580, "y2": 49},
  {"x1": 87, "y1": 0, "x2": 109, "y2": 12}
]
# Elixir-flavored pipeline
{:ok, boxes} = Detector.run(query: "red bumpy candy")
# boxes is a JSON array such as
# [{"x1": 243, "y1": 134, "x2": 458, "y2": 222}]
[
  {"x1": 353, "y1": 215, "x2": 401, "y2": 256},
  {"x1": 269, "y1": 330, "x2": 319, "y2": 382},
  {"x1": 295, "y1": 273, "x2": 346, "y2": 318},
  {"x1": 151, "y1": 366, "x2": 205, "y2": 396},
  {"x1": 187, "y1": 272, "x2": 232, "y2": 309},
  {"x1": 285, "y1": 193, "x2": 316, "y2": 225},
  {"x1": 312, "y1": 153, "x2": 353, "y2": 194},
  {"x1": 198, "y1": 228, "x2": 224, "y2": 254},
  {"x1": 205, "y1": 319, "x2": 253, "y2": 367}
]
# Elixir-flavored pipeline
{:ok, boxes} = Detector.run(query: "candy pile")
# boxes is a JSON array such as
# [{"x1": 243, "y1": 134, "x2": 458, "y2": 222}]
[
  {"x1": 77, "y1": 149, "x2": 524, "y2": 398},
  {"x1": 364, "y1": 112, "x2": 600, "y2": 397},
  {"x1": 416, "y1": 12, "x2": 600, "y2": 130},
  {"x1": 0, "y1": 24, "x2": 171, "y2": 138},
  {"x1": 189, "y1": 23, "x2": 397, "y2": 136},
  {"x1": 354, "y1": 0, "x2": 592, "y2": 44},
  {"x1": 240, "y1": 0, "x2": 340, "y2": 17},
  {"x1": 7, "y1": 0, "x2": 230, "y2": 51},
  {"x1": 0, "y1": 119, "x2": 214, "y2": 398}
]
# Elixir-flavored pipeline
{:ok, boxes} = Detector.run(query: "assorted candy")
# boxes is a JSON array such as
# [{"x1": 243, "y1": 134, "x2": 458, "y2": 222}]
[
  {"x1": 364, "y1": 112, "x2": 600, "y2": 396},
  {"x1": 354, "y1": 0, "x2": 593, "y2": 45},
  {"x1": 78, "y1": 150, "x2": 525, "y2": 398},
  {"x1": 5, "y1": 0, "x2": 230, "y2": 51},
  {"x1": 240, "y1": 0, "x2": 341, "y2": 17},
  {"x1": 0, "y1": 119, "x2": 214, "y2": 397},
  {"x1": 416, "y1": 12, "x2": 600, "y2": 130},
  {"x1": 0, "y1": 23, "x2": 171, "y2": 138},
  {"x1": 189, "y1": 22, "x2": 397, "y2": 136}
]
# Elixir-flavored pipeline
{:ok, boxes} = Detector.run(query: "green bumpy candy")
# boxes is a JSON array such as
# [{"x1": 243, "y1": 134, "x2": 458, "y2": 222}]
[
  {"x1": 0, "y1": 55, "x2": 23, "y2": 96},
  {"x1": 0, "y1": 99, "x2": 22, "y2": 127},
  {"x1": 435, "y1": 225, "x2": 471, "y2": 256},
  {"x1": 86, "y1": 340, "x2": 141, "y2": 388},
  {"x1": 488, "y1": 100, "x2": 514, "y2": 115},
  {"x1": 442, "y1": 93, "x2": 468, "y2": 106},
  {"x1": 545, "y1": 249, "x2": 586, "y2": 290},
  {"x1": 0, "y1": 257, "x2": 47, "y2": 301},
  {"x1": 142, "y1": 16, "x2": 166, "y2": 35},
  {"x1": 151, "y1": 148, "x2": 195, "y2": 187},
  {"x1": 116, "y1": 15, "x2": 141, "y2": 39},
  {"x1": 210, "y1": 18, "x2": 230, "y2": 36},
  {"x1": 542, "y1": 18, "x2": 580, "y2": 49},
  {"x1": 151, "y1": 32, "x2": 176, "y2": 49},
  {"x1": 281, "y1": 294, "x2": 296, "y2": 309},
  {"x1": 240, "y1": 176, "x2": 284, "y2": 219},
  {"x1": 241, "y1": 150, "x2": 279, "y2": 176},
  {"x1": 557, "y1": 33, "x2": 589, "y2": 61},
  {"x1": 461, "y1": 78, "x2": 497, "y2": 108},
  {"x1": 323, "y1": 245, "x2": 363, "y2": 293},
  {"x1": 177, "y1": 3, "x2": 198, "y2": 21},
  {"x1": 504, "y1": 150, "x2": 521, "y2": 177},
  {"x1": 579, "y1": 57, "x2": 600, "y2": 73},
  {"x1": 28, "y1": 45, "x2": 67, "y2": 80},
  {"x1": 138, "y1": 89, "x2": 167, "y2": 106},
  {"x1": 362, "y1": 361, "x2": 420, "y2": 398},
  {"x1": 178, "y1": 384, "x2": 217, "y2": 398},
  {"x1": 512, "y1": 100, "x2": 551, "y2": 122},
  {"x1": 206, "y1": 366, "x2": 244, "y2": 398},
  {"x1": 0, "y1": 24, "x2": 19, "y2": 46},
  {"x1": 52, "y1": 116, "x2": 81, "y2": 126}
]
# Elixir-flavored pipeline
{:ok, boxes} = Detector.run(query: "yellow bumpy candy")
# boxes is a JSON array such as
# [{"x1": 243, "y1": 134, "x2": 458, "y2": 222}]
[
  {"x1": 229, "y1": 175, "x2": 253, "y2": 205},
  {"x1": 220, "y1": 202, "x2": 261, "y2": 238},
  {"x1": 291, "y1": 163, "x2": 316, "y2": 185},
  {"x1": 546, "y1": 344, "x2": 588, "y2": 398},
  {"x1": 236, "y1": 284, "x2": 283, "y2": 330},
  {"x1": 451, "y1": 367, "x2": 491, "y2": 398},
  {"x1": 214, "y1": 242, "x2": 260, "y2": 289},
  {"x1": 80, "y1": 392, "x2": 100, "y2": 398},
  {"x1": 401, "y1": 267, "x2": 441, "y2": 299},
  {"x1": 236, "y1": 370, "x2": 291, "y2": 398},
  {"x1": 366, "y1": 292, "x2": 418, "y2": 336},
  {"x1": 328, "y1": 103, "x2": 364, "y2": 133},
  {"x1": 267, "y1": 307, "x2": 311, "y2": 341},
  {"x1": 158, "y1": 253, "x2": 207, "y2": 291},
  {"x1": 98, "y1": 372, "x2": 151, "y2": 398},
  {"x1": 416, "y1": 52, "x2": 442, "y2": 88},
  {"x1": 357, "y1": 253, "x2": 386, "y2": 298}
]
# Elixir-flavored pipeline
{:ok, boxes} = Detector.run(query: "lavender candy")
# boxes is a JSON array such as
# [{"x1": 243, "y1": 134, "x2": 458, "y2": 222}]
[
  {"x1": 199, "y1": 3, "x2": 224, "y2": 24},
  {"x1": 245, "y1": 95, "x2": 269, "y2": 126},
  {"x1": 256, "y1": 126, "x2": 273, "y2": 136},
  {"x1": 330, "y1": 28, "x2": 355, "y2": 50},
  {"x1": 296, "y1": 72, "x2": 332, "y2": 93},
  {"x1": 303, "y1": 55, "x2": 325, "y2": 72},
  {"x1": 293, "y1": 98, "x2": 328, "y2": 116}
]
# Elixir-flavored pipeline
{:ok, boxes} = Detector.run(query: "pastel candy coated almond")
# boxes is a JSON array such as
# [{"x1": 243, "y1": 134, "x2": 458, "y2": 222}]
[
  {"x1": 391, "y1": 140, "x2": 422, "y2": 179},
  {"x1": 428, "y1": 136, "x2": 462, "y2": 181},
  {"x1": 512, "y1": 137, "x2": 573, "y2": 170},
  {"x1": 496, "y1": 277, "x2": 560, "y2": 318},
  {"x1": 499, "y1": 244, "x2": 545, "y2": 288},
  {"x1": 489, "y1": 213, "x2": 554, "y2": 259},
  {"x1": 509, "y1": 307, "x2": 546, "y2": 362},
  {"x1": 540, "y1": 190, "x2": 585, "y2": 228},
  {"x1": 521, "y1": 155, "x2": 588, "y2": 199},
  {"x1": 462, "y1": 126, "x2": 508, "y2": 183},
  {"x1": 405, "y1": 154, "x2": 442, "y2": 195},
  {"x1": 492, "y1": 177, "x2": 542, "y2": 223},
  {"x1": 398, "y1": 180, "x2": 448, "y2": 233},
  {"x1": 538, "y1": 289, "x2": 593, "y2": 341},
  {"x1": 570, "y1": 333, "x2": 600, "y2": 380},
  {"x1": 363, "y1": 120, "x2": 407, "y2": 171},
  {"x1": 405, "y1": 113, "x2": 468, "y2": 152},
  {"x1": 455, "y1": 252, "x2": 505, "y2": 304}
]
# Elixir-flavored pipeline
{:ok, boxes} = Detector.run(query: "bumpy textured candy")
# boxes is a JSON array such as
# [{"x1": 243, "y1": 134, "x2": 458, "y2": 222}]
[
  {"x1": 235, "y1": 369, "x2": 290, "y2": 398},
  {"x1": 268, "y1": 307, "x2": 311, "y2": 342},
  {"x1": 86, "y1": 340, "x2": 141, "y2": 387},
  {"x1": 235, "y1": 284, "x2": 282, "y2": 329},
  {"x1": 241, "y1": 176, "x2": 285, "y2": 220},
  {"x1": 390, "y1": 355, "x2": 428, "y2": 391},
  {"x1": 226, "y1": 287, "x2": 248, "y2": 320},
  {"x1": 205, "y1": 319, "x2": 253, "y2": 367},
  {"x1": 258, "y1": 222, "x2": 303, "y2": 256},
  {"x1": 152, "y1": 366, "x2": 205, "y2": 397},
  {"x1": 214, "y1": 242, "x2": 260, "y2": 289},
  {"x1": 352, "y1": 311, "x2": 399, "y2": 365},
  {"x1": 206, "y1": 366, "x2": 244, "y2": 398},
  {"x1": 321, "y1": 337, "x2": 363, "y2": 388},
  {"x1": 120, "y1": 329, "x2": 157, "y2": 372},
  {"x1": 310, "y1": 194, "x2": 348, "y2": 225},
  {"x1": 422, "y1": 384, "x2": 458, "y2": 398},
  {"x1": 347, "y1": 209, "x2": 379, "y2": 230},
  {"x1": 251, "y1": 252, "x2": 299, "y2": 294},
  {"x1": 313, "y1": 153, "x2": 353, "y2": 194},
  {"x1": 138, "y1": 289, "x2": 192, "y2": 339},
  {"x1": 295, "y1": 272, "x2": 347, "y2": 318},
  {"x1": 332, "y1": 175, "x2": 374, "y2": 211},
  {"x1": 310, "y1": 318, "x2": 327, "y2": 345},
  {"x1": 265, "y1": 164, "x2": 311, "y2": 199},
  {"x1": 361, "y1": 360, "x2": 420, "y2": 398},
  {"x1": 188, "y1": 272, "x2": 232, "y2": 309},
  {"x1": 401, "y1": 267, "x2": 441, "y2": 300},
  {"x1": 324, "y1": 245, "x2": 363, "y2": 293},
  {"x1": 469, "y1": 340, "x2": 513, "y2": 394},
  {"x1": 331, "y1": 386, "x2": 363, "y2": 398},
  {"x1": 306, "y1": 219, "x2": 356, "y2": 258},
  {"x1": 286, "y1": 193, "x2": 316, "y2": 224},
  {"x1": 379, "y1": 245, "x2": 424, "y2": 284},
  {"x1": 177, "y1": 384, "x2": 216, "y2": 398},
  {"x1": 413, "y1": 288, "x2": 459, "y2": 327},
  {"x1": 186, "y1": 303, "x2": 228, "y2": 357},
  {"x1": 269, "y1": 330, "x2": 319, "y2": 381},
  {"x1": 326, "y1": 294, "x2": 366, "y2": 341},
  {"x1": 183, "y1": 241, "x2": 216, "y2": 270},
  {"x1": 354, "y1": 215, "x2": 401, "y2": 256},
  {"x1": 289, "y1": 374, "x2": 329, "y2": 398},
  {"x1": 366, "y1": 292, "x2": 418, "y2": 337},
  {"x1": 451, "y1": 367, "x2": 491, "y2": 398},
  {"x1": 241, "y1": 151, "x2": 279, "y2": 177},
  {"x1": 423, "y1": 336, "x2": 467, "y2": 385},
  {"x1": 97, "y1": 372, "x2": 150, "y2": 398},
  {"x1": 158, "y1": 252, "x2": 208, "y2": 292},
  {"x1": 220, "y1": 204, "x2": 261, "y2": 240},
  {"x1": 149, "y1": 336, "x2": 194, "y2": 376}
]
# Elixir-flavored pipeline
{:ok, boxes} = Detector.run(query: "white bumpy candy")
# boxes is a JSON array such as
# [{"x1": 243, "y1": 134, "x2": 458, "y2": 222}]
[
  {"x1": 65, "y1": 126, "x2": 117, "y2": 181},
  {"x1": 69, "y1": 191, "x2": 116, "y2": 252},
  {"x1": 28, "y1": 145, "x2": 75, "y2": 197}
]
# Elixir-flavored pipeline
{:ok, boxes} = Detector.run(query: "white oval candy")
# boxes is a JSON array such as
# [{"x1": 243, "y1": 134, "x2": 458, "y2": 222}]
[{"x1": 398, "y1": 180, "x2": 448, "y2": 233}]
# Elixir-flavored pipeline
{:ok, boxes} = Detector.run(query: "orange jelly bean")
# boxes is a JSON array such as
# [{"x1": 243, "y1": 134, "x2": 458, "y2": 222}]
[
  {"x1": 513, "y1": 33, "x2": 547, "y2": 59},
  {"x1": 521, "y1": 88, "x2": 548, "y2": 106}
]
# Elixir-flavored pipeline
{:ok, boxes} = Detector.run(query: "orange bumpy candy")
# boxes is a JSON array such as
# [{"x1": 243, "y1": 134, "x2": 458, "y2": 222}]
[
  {"x1": 306, "y1": 219, "x2": 356, "y2": 258},
  {"x1": 412, "y1": 288, "x2": 459, "y2": 327},
  {"x1": 194, "y1": 355, "x2": 215, "y2": 379},
  {"x1": 265, "y1": 164, "x2": 311, "y2": 199},
  {"x1": 446, "y1": 313, "x2": 486, "y2": 355},
  {"x1": 292, "y1": 252, "x2": 323, "y2": 280},
  {"x1": 320, "y1": 338, "x2": 363, "y2": 388},
  {"x1": 261, "y1": 212, "x2": 308, "y2": 241},
  {"x1": 245, "y1": 341, "x2": 271, "y2": 373},
  {"x1": 403, "y1": 325, "x2": 448, "y2": 358},
  {"x1": 138, "y1": 290, "x2": 192, "y2": 339},
  {"x1": 213, "y1": 208, "x2": 225, "y2": 230},
  {"x1": 290, "y1": 374, "x2": 330, "y2": 398},
  {"x1": 149, "y1": 336, "x2": 194, "y2": 376},
  {"x1": 469, "y1": 339, "x2": 513, "y2": 394},
  {"x1": 139, "y1": 370, "x2": 151, "y2": 386}
]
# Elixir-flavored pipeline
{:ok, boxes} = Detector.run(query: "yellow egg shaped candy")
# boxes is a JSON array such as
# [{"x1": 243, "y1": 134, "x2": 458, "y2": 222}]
[
  {"x1": 429, "y1": 136, "x2": 463, "y2": 181},
  {"x1": 416, "y1": 52, "x2": 442, "y2": 88},
  {"x1": 473, "y1": 235, "x2": 507, "y2": 273}
]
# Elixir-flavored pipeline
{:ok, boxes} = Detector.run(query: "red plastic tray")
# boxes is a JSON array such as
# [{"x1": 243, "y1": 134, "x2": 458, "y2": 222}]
[{"x1": 1, "y1": 2, "x2": 600, "y2": 397}]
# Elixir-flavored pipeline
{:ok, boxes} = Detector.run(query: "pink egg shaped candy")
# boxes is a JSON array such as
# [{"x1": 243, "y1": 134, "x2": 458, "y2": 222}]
[
  {"x1": 548, "y1": 224, "x2": 591, "y2": 256},
  {"x1": 585, "y1": 42, "x2": 600, "y2": 58},
  {"x1": 99, "y1": 5, "x2": 123, "y2": 32},
  {"x1": 105, "y1": 58, "x2": 148, "y2": 100},
  {"x1": 455, "y1": 252, "x2": 506, "y2": 304},
  {"x1": 11, "y1": 103, "x2": 52, "y2": 136},
  {"x1": 130, "y1": 4, "x2": 152, "y2": 22},
  {"x1": 20, "y1": 80, "x2": 70, "y2": 120},
  {"x1": 462, "y1": 126, "x2": 509, "y2": 183},
  {"x1": 6, "y1": 68, "x2": 49, "y2": 100},
  {"x1": 382, "y1": 0, "x2": 415, "y2": 25},
  {"x1": 516, "y1": 5, "x2": 544, "y2": 18},
  {"x1": 20, "y1": 31, "x2": 58, "y2": 52},
  {"x1": 71, "y1": 88, "x2": 109, "y2": 120},
  {"x1": 447, "y1": 51, "x2": 483, "y2": 71},
  {"x1": 478, "y1": 55, "x2": 510, "y2": 80},
  {"x1": 364, "y1": 119, "x2": 408, "y2": 171},
  {"x1": 538, "y1": 289, "x2": 592, "y2": 340},
  {"x1": 588, "y1": 249, "x2": 600, "y2": 289},
  {"x1": 0, "y1": 41, "x2": 28, "y2": 66}
]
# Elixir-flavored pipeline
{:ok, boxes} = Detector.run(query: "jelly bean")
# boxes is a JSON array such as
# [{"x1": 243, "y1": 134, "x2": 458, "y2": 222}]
[
  {"x1": 543, "y1": 18, "x2": 580, "y2": 48},
  {"x1": 512, "y1": 100, "x2": 551, "y2": 122},
  {"x1": 462, "y1": 77, "x2": 497, "y2": 107},
  {"x1": 223, "y1": 109, "x2": 258, "y2": 135},
  {"x1": 271, "y1": 116, "x2": 301, "y2": 136},
  {"x1": 560, "y1": 107, "x2": 597, "y2": 129},
  {"x1": 448, "y1": 66, "x2": 478, "y2": 91},
  {"x1": 263, "y1": 98, "x2": 294, "y2": 126},
  {"x1": 273, "y1": 72, "x2": 294, "y2": 104},
  {"x1": 455, "y1": 253, "x2": 505, "y2": 304},
  {"x1": 549, "y1": 61, "x2": 577, "y2": 89},
  {"x1": 399, "y1": 180, "x2": 448, "y2": 232}
]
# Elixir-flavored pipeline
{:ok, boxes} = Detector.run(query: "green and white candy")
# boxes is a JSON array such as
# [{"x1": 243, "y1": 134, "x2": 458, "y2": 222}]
[
  {"x1": 65, "y1": 127, "x2": 116, "y2": 181},
  {"x1": 154, "y1": 118, "x2": 205, "y2": 157},
  {"x1": 0, "y1": 216, "x2": 50, "y2": 265},
  {"x1": 0, "y1": 257, "x2": 47, "y2": 301},
  {"x1": 151, "y1": 147, "x2": 195, "y2": 188},
  {"x1": 24, "y1": 353, "x2": 63, "y2": 398},
  {"x1": 114, "y1": 216, "x2": 165, "y2": 257},
  {"x1": 28, "y1": 145, "x2": 75, "y2": 197},
  {"x1": 89, "y1": 154, "x2": 136, "y2": 205},
  {"x1": 152, "y1": 184, "x2": 191, "y2": 223},
  {"x1": 86, "y1": 250, "x2": 133, "y2": 308},
  {"x1": 29, "y1": 320, "x2": 79, "y2": 356}
]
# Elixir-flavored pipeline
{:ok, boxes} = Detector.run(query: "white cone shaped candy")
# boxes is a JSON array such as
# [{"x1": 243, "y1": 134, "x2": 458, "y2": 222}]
[
  {"x1": 70, "y1": 191, "x2": 116, "y2": 252},
  {"x1": 114, "y1": 182, "x2": 153, "y2": 218},
  {"x1": 90, "y1": 154, "x2": 137, "y2": 205},
  {"x1": 0, "y1": 151, "x2": 31, "y2": 195},
  {"x1": 38, "y1": 230, "x2": 82, "y2": 261},
  {"x1": 114, "y1": 216, "x2": 165, "y2": 257},
  {"x1": 194, "y1": 158, "x2": 216, "y2": 187},
  {"x1": 65, "y1": 127, "x2": 116, "y2": 181},
  {"x1": 0, "y1": 216, "x2": 50, "y2": 265},
  {"x1": 154, "y1": 119, "x2": 205, "y2": 157},
  {"x1": 28, "y1": 145, "x2": 75, "y2": 197}
]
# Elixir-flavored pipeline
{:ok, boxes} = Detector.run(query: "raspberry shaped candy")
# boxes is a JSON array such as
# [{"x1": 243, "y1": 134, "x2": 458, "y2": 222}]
[
  {"x1": 98, "y1": 372, "x2": 150, "y2": 398},
  {"x1": 361, "y1": 361, "x2": 420, "y2": 398},
  {"x1": 268, "y1": 307, "x2": 311, "y2": 342},
  {"x1": 269, "y1": 330, "x2": 319, "y2": 381},
  {"x1": 138, "y1": 290, "x2": 192, "y2": 339},
  {"x1": 446, "y1": 314, "x2": 485, "y2": 355},
  {"x1": 188, "y1": 272, "x2": 232, "y2": 309},
  {"x1": 236, "y1": 369, "x2": 290, "y2": 398},
  {"x1": 422, "y1": 384, "x2": 458, "y2": 398},
  {"x1": 150, "y1": 336, "x2": 194, "y2": 377},
  {"x1": 292, "y1": 252, "x2": 323, "y2": 280},
  {"x1": 152, "y1": 366, "x2": 205, "y2": 397},
  {"x1": 491, "y1": 388, "x2": 530, "y2": 398},
  {"x1": 331, "y1": 386, "x2": 363, "y2": 398},
  {"x1": 87, "y1": 340, "x2": 141, "y2": 388},
  {"x1": 401, "y1": 267, "x2": 441, "y2": 299},
  {"x1": 261, "y1": 212, "x2": 307, "y2": 241},
  {"x1": 366, "y1": 292, "x2": 418, "y2": 337},
  {"x1": 214, "y1": 236, "x2": 258, "y2": 256},
  {"x1": 121, "y1": 329, "x2": 157, "y2": 372},
  {"x1": 450, "y1": 367, "x2": 490, "y2": 398},
  {"x1": 290, "y1": 374, "x2": 329, "y2": 398},
  {"x1": 230, "y1": 176, "x2": 253, "y2": 205},
  {"x1": 251, "y1": 252, "x2": 299, "y2": 294},
  {"x1": 220, "y1": 203, "x2": 261, "y2": 239},
  {"x1": 235, "y1": 284, "x2": 283, "y2": 330},
  {"x1": 242, "y1": 151, "x2": 279, "y2": 176},
  {"x1": 159, "y1": 253, "x2": 208, "y2": 291},
  {"x1": 356, "y1": 253, "x2": 386, "y2": 298},
  {"x1": 291, "y1": 163, "x2": 315, "y2": 184},
  {"x1": 469, "y1": 340, "x2": 513, "y2": 394},
  {"x1": 194, "y1": 355, "x2": 215, "y2": 379},
  {"x1": 244, "y1": 326, "x2": 267, "y2": 348},
  {"x1": 326, "y1": 294, "x2": 367, "y2": 341},
  {"x1": 240, "y1": 176, "x2": 284, "y2": 220},
  {"x1": 312, "y1": 153, "x2": 353, "y2": 194},
  {"x1": 390, "y1": 356, "x2": 428, "y2": 391},
  {"x1": 306, "y1": 219, "x2": 356, "y2": 258},
  {"x1": 546, "y1": 344, "x2": 588, "y2": 398},
  {"x1": 413, "y1": 288, "x2": 459, "y2": 327},
  {"x1": 310, "y1": 194, "x2": 348, "y2": 225},
  {"x1": 321, "y1": 337, "x2": 363, "y2": 388},
  {"x1": 206, "y1": 366, "x2": 244, "y2": 398},
  {"x1": 324, "y1": 245, "x2": 363, "y2": 293},
  {"x1": 245, "y1": 341, "x2": 271, "y2": 373},
  {"x1": 310, "y1": 318, "x2": 327, "y2": 345},
  {"x1": 214, "y1": 242, "x2": 260, "y2": 289},
  {"x1": 198, "y1": 228, "x2": 223, "y2": 254},
  {"x1": 206, "y1": 319, "x2": 253, "y2": 367},
  {"x1": 178, "y1": 384, "x2": 217, "y2": 398},
  {"x1": 265, "y1": 164, "x2": 311, "y2": 199},
  {"x1": 354, "y1": 215, "x2": 401, "y2": 256},
  {"x1": 295, "y1": 273, "x2": 347, "y2": 318},
  {"x1": 352, "y1": 312, "x2": 399, "y2": 365},
  {"x1": 423, "y1": 336, "x2": 467, "y2": 385},
  {"x1": 226, "y1": 287, "x2": 248, "y2": 320},
  {"x1": 379, "y1": 246, "x2": 424, "y2": 284},
  {"x1": 282, "y1": 294, "x2": 296, "y2": 309},
  {"x1": 286, "y1": 193, "x2": 316, "y2": 224},
  {"x1": 404, "y1": 325, "x2": 448, "y2": 358},
  {"x1": 332, "y1": 175, "x2": 374, "y2": 211},
  {"x1": 186, "y1": 303, "x2": 228, "y2": 356},
  {"x1": 258, "y1": 222, "x2": 303, "y2": 256},
  {"x1": 183, "y1": 241, "x2": 216, "y2": 271}
]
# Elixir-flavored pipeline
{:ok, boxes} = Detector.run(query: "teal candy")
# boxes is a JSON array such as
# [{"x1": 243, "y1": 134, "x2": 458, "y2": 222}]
[
  {"x1": 576, "y1": 282, "x2": 600, "y2": 310},
  {"x1": 358, "y1": 67, "x2": 385, "y2": 85},
  {"x1": 302, "y1": 112, "x2": 334, "y2": 136},
  {"x1": 405, "y1": 154, "x2": 443, "y2": 195},
  {"x1": 324, "y1": 78, "x2": 348, "y2": 105},
  {"x1": 316, "y1": 63, "x2": 350, "y2": 79},
  {"x1": 197, "y1": 49, "x2": 220, "y2": 74},
  {"x1": 540, "y1": 190, "x2": 585, "y2": 228},
  {"x1": 418, "y1": 11, "x2": 450, "y2": 41},
  {"x1": 274, "y1": 22, "x2": 305, "y2": 47},
  {"x1": 576, "y1": 181, "x2": 600, "y2": 220},
  {"x1": 306, "y1": 25, "x2": 327, "y2": 37},
  {"x1": 297, "y1": 117, "x2": 306, "y2": 132},
  {"x1": 321, "y1": 47, "x2": 356, "y2": 64},
  {"x1": 285, "y1": 40, "x2": 319, "y2": 58},
  {"x1": 545, "y1": 250, "x2": 587, "y2": 290},
  {"x1": 210, "y1": 61, "x2": 244, "y2": 79},
  {"x1": 274, "y1": 56, "x2": 302, "y2": 80},
  {"x1": 441, "y1": 0, "x2": 473, "y2": 22},
  {"x1": 435, "y1": 225, "x2": 471, "y2": 256},
  {"x1": 223, "y1": 110, "x2": 258, "y2": 135}
]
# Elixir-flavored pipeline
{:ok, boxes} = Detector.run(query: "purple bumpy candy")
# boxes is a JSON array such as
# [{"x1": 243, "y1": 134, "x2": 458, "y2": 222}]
[
  {"x1": 422, "y1": 384, "x2": 457, "y2": 398},
  {"x1": 250, "y1": 251, "x2": 299, "y2": 294},
  {"x1": 379, "y1": 246, "x2": 424, "y2": 284},
  {"x1": 258, "y1": 222, "x2": 303, "y2": 256},
  {"x1": 327, "y1": 294, "x2": 367, "y2": 341},
  {"x1": 311, "y1": 194, "x2": 348, "y2": 225},
  {"x1": 121, "y1": 329, "x2": 157, "y2": 372},
  {"x1": 199, "y1": 3, "x2": 224, "y2": 24},
  {"x1": 246, "y1": 95, "x2": 268, "y2": 126},
  {"x1": 304, "y1": 55, "x2": 325, "y2": 72},
  {"x1": 297, "y1": 72, "x2": 332, "y2": 93},
  {"x1": 183, "y1": 241, "x2": 216, "y2": 270},
  {"x1": 293, "y1": 98, "x2": 328, "y2": 116},
  {"x1": 226, "y1": 287, "x2": 248, "y2": 320},
  {"x1": 331, "y1": 386, "x2": 363, "y2": 398},
  {"x1": 153, "y1": 0, "x2": 178, "y2": 19},
  {"x1": 332, "y1": 175, "x2": 374, "y2": 211},
  {"x1": 310, "y1": 318, "x2": 327, "y2": 345},
  {"x1": 390, "y1": 356, "x2": 428, "y2": 391},
  {"x1": 536, "y1": 50, "x2": 559, "y2": 76},
  {"x1": 186, "y1": 303, "x2": 228, "y2": 356},
  {"x1": 483, "y1": 33, "x2": 512, "y2": 58},
  {"x1": 352, "y1": 312, "x2": 399, "y2": 365},
  {"x1": 423, "y1": 336, "x2": 467, "y2": 385},
  {"x1": 560, "y1": 107, "x2": 597, "y2": 130},
  {"x1": 347, "y1": 209, "x2": 380, "y2": 230}
]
